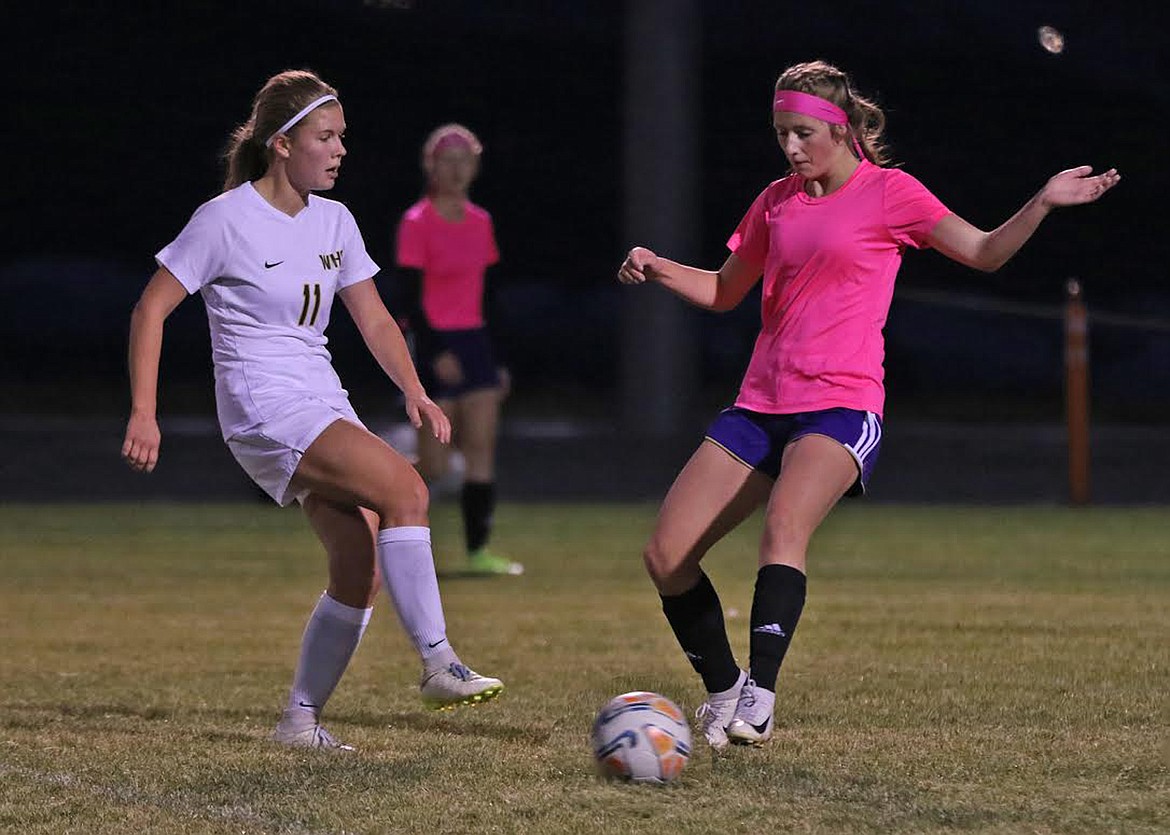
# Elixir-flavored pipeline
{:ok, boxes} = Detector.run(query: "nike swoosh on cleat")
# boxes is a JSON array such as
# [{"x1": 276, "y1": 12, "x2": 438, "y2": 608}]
[
  {"x1": 264, "y1": 260, "x2": 284, "y2": 268},
  {"x1": 749, "y1": 719, "x2": 770, "y2": 734}
]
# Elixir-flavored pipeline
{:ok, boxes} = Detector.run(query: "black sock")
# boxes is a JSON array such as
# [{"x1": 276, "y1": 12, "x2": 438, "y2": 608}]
[
  {"x1": 748, "y1": 564, "x2": 807, "y2": 692},
  {"x1": 461, "y1": 480, "x2": 495, "y2": 553},
  {"x1": 660, "y1": 572, "x2": 741, "y2": 693}
]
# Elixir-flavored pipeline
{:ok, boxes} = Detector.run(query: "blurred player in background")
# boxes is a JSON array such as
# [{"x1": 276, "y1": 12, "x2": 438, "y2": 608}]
[
  {"x1": 618, "y1": 59, "x2": 1119, "y2": 750},
  {"x1": 121, "y1": 70, "x2": 505, "y2": 751},
  {"x1": 394, "y1": 124, "x2": 522, "y2": 577}
]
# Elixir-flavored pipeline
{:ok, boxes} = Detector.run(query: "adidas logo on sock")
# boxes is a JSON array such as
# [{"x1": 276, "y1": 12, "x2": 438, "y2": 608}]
[{"x1": 752, "y1": 623, "x2": 788, "y2": 637}]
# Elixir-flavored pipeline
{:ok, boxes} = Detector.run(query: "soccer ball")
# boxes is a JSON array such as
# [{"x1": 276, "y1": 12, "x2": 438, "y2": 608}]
[{"x1": 591, "y1": 691, "x2": 692, "y2": 784}]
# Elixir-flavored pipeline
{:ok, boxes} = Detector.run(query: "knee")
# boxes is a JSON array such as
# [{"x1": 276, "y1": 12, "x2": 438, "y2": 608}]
[
  {"x1": 382, "y1": 469, "x2": 430, "y2": 526},
  {"x1": 642, "y1": 537, "x2": 696, "y2": 595},
  {"x1": 761, "y1": 516, "x2": 812, "y2": 560},
  {"x1": 460, "y1": 434, "x2": 495, "y2": 464}
]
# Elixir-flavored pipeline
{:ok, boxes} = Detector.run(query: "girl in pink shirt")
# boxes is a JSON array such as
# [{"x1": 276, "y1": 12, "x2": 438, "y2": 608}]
[
  {"x1": 396, "y1": 125, "x2": 522, "y2": 577},
  {"x1": 617, "y1": 60, "x2": 1119, "y2": 749}
]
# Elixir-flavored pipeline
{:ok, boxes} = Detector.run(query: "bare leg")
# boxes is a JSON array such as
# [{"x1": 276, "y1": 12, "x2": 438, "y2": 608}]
[
  {"x1": 759, "y1": 434, "x2": 858, "y2": 571},
  {"x1": 646, "y1": 440, "x2": 772, "y2": 700},
  {"x1": 287, "y1": 419, "x2": 502, "y2": 709},
  {"x1": 416, "y1": 398, "x2": 456, "y2": 484},
  {"x1": 728, "y1": 434, "x2": 860, "y2": 745},
  {"x1": 290, "y1": 418, "x2": 428, "y2": 528},
  {"x1": 457, "y1": 388, "x2": 502, "y2": 483},
  {"x1": 274, "y1": 496, "x2": 384, "y2": 750},
  {"x1": 645, "y1": 439, "x2": 773, "y2": 595},
  {"x1": 303, "y1": 496, "x2": 380, "y2": 609}
]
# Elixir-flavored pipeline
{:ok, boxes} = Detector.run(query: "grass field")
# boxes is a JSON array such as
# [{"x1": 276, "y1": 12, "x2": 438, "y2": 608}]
[{"x1": 0, "y1": 503, "x2": 1166, "y2": 834}]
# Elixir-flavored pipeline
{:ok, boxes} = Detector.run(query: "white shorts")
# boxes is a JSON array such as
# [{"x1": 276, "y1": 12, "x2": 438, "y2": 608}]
[{"x1": 226, "y1": 397, "x2": 366, "y2": 506}]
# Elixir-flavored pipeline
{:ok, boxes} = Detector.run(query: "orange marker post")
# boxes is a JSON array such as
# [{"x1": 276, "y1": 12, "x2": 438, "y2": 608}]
[{"x1": 1064, "y1": 279, "x2": 1091, "y2": 505}]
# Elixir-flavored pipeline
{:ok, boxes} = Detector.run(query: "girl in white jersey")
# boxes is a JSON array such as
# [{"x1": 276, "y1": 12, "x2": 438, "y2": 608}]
[
  {"x1": 618, "y1": 60, "x2": 1119, "y2": 750},
  {"x1": 122, "y1": 70, "x2": 505, "y2": 751}
]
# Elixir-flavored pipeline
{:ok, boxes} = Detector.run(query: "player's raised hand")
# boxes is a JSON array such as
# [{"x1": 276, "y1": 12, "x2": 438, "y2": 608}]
[
  {"x1": 405, "y1": 391, "x2": 451, "y2": 444},
  {"x1": 122, "y1": 412, "x2": 161, "y2": 473},
  {"x1": 617, "y1": 246, "x2": 660, "y2": 285},
  {"x1": 1041, "y1": 166, "x2": 1120, "y2": 208}
]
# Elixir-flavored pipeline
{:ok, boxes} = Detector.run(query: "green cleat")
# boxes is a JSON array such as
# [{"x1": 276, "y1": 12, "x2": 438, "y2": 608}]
[{"x1": 466, "y1": 549, "x2": 524, "y2": 576}]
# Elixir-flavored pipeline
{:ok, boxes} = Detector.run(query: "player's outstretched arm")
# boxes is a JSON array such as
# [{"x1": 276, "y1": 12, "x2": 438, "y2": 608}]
[
  {"x1": 617, "y1": 247, "x2": 761, "y2": 311},
  {"x1": 338, "y1": 279, "x2": 451, "y2": 444},
  {"x1": 928, "y1": 165, "x2": 1121, "y2": 273},
  {"x1": 122, "y1": 268, "x2": 187, "y2": 473}
]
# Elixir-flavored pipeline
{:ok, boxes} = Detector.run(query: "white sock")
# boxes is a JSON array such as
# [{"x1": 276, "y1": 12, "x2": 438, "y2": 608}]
[
  {"x1": 376, "y1": 526, "x2": 456, "y2": 666},
  {"x1": 287, "y1": 592, "x2": 373, "y2": 716}
]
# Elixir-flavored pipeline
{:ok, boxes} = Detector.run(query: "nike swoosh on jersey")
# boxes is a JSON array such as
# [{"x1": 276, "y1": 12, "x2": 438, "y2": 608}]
[{"x1": 264, "y1": 260, "x2": 284, "y2": 269}]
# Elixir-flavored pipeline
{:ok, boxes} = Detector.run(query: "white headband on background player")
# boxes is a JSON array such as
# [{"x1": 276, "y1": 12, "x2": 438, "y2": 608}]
[{"x1": 264, "y1": 95, "x2": 338, "y2": 147}]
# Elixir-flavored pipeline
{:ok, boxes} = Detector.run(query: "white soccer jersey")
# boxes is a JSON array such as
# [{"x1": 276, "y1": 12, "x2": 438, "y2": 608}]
[{"x1": 157, "y1": 182, "x2": 379, "y2": 441}]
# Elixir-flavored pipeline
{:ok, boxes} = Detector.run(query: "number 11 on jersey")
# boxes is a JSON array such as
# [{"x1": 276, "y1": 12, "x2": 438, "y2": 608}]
[{"x1": 299, "y1": 283, "x2": 321, "y2": 326}]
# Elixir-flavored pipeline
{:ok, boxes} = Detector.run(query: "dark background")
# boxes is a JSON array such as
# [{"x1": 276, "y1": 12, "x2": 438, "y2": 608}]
[{"x1": 3, "y1": 0, "x2": 1168, "y2": 502}]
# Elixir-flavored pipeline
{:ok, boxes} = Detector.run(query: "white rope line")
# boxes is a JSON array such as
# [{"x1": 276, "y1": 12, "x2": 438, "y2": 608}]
[{"x1": 895, "y1": 287, "x2": 1170, "y2": 332}]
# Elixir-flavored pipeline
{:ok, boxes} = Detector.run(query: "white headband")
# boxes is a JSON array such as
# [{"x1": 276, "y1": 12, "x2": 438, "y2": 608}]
[{"x1": 264, "y1": 94, "x2": 338, "y2": 147}]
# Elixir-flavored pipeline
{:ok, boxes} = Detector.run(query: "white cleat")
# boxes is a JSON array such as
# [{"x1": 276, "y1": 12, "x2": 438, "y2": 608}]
[
  {"x1": 725, "y1": 678, "x2": 775, "y2": 746},
  {"x1": 273, "y1": 708, "x2": 354, "y2": 751},
  {"x1": 694, "y1": 670, "x2": 747, "y2": 751},
  {"x1": 420, "y1": 662, "x2": 504, "y2": 711}
]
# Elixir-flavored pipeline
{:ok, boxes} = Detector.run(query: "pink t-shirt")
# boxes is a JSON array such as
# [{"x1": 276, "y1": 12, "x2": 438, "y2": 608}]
[
  {"x1": 395, "y1": 197, "x2": 500, "y2": 330},
  {"x1": 727, "y1": 160, "x2": 950, "y2": 418}
]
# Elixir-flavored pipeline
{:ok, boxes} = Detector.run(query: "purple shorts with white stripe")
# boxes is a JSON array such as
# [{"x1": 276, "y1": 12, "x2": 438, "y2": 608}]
[{"x1": 704, "y1": 406, "x2": 883, "y2": 497}]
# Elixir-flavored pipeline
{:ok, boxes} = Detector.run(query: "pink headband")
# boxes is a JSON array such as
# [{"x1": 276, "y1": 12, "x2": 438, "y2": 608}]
[
  {"x1": 424, "y1": 129, "x2": 482, "y2": 167},
  {"x1": 431, "y1": 133, "x2": 474, "y2": 156},
  {"x1": 773, "y1": 90, "x2": 865, "y2": 160}
]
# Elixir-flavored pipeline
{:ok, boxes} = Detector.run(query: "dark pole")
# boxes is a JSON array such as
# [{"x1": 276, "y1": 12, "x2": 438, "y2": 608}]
[
  {"x1": 620, "y1": 0, "x2": 700, "y2": 436},
  {"x1": 1064, "y1": 278, "x2": 1091, "y2": 505}
]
